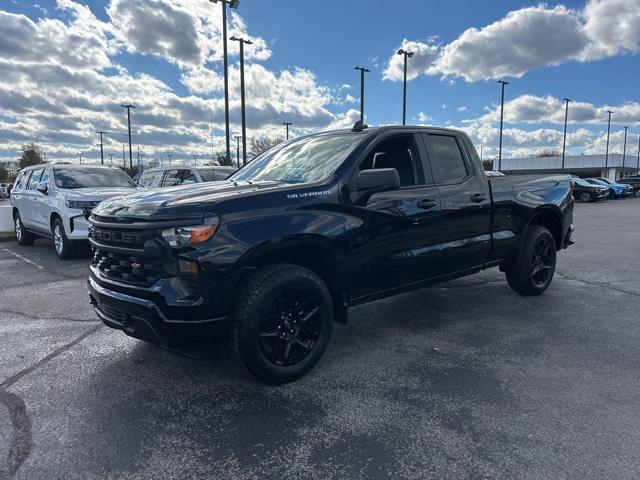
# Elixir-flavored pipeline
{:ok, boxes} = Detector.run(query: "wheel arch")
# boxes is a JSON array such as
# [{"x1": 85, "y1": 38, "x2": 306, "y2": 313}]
[
  {"x1": 50, "y1": 211, "x2": 63, "y2": 231},
  {"x1": 235, "y1": 238, "x2": 348, "y2": 324},
  {"x1": 526, "y1": 206, "x2": 563, "y2": 250}
]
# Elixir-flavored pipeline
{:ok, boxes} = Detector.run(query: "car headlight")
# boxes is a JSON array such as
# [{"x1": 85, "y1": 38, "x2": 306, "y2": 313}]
[
  {"x1": 161, "y1": 216, "x2": 220, "y2": 248},
  {"x1": 65, "y1": 200, "x2": 101, "y2": 209}
]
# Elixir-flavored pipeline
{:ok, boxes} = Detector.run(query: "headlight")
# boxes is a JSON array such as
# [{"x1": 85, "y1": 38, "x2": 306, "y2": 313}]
[
  {"x1": 161, "y1": 216, "x2": 219, "y2": 248},
  {"x1": 66, "y1": 200, "x2": 101, "y2": 209}
]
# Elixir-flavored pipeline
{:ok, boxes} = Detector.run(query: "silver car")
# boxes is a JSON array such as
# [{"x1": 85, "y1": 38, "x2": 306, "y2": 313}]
[
  {"x1": 138, "y1": 165, "x2": 237, "y2": 188},
  {"x1": 10, "y1": 164, "x2": 139, "y2": 259}
]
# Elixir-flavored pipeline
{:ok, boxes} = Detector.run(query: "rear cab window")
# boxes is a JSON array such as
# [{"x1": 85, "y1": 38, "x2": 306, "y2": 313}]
[
  {"x1": 422, "y1": 134, "x2": 470, "y2": 184},
  {"x1": 139, "y1": 170, "x2": 162, "y2": 187},
  {"x1": 161, "y1": 169, "x2": 197, "y2": 187}
]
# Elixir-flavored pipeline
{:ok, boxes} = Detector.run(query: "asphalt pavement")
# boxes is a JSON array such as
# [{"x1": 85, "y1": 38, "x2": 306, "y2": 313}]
[{"x1": 1, "y1": 198, "x2": 639, "y2": 479}]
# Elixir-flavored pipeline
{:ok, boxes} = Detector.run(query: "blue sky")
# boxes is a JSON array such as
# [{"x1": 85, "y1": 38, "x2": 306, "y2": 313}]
[{"x1": 1, "y1": 0, "x2": 639, "y2": 164}]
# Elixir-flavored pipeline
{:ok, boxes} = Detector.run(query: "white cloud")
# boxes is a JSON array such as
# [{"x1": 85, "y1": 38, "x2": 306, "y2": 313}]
[
  {"x1": 457, "y1": 106, "x2": 467, "y2": 112},
  {"x1": 384, "y1": 0, "x2": 640, "y2": 82},
  {"x1": 416, "y1": 111, "x2": 432, "y2": 123},
  {"x1": 382, "y1": 39, "x2": 440, "y2": 82},
  {"x1": 477, "y1": 94, "x2": 640, "y2": 125}
]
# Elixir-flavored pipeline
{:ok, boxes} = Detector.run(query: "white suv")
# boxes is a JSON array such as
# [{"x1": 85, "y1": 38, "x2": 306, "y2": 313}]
[{"x1": 11, "y1": 164, "x2": 139, "y2": 259}]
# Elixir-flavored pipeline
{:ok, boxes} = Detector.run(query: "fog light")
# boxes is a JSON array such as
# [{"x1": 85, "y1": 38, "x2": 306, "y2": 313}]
[{"x1": 179, "y1": 260, "x2": 200, "y2": 275}]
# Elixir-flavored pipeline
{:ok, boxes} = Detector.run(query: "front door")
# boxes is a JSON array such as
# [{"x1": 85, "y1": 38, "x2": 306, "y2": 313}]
[{"x1": 348, "y1": 133, "x2": 443, "y2": 300}]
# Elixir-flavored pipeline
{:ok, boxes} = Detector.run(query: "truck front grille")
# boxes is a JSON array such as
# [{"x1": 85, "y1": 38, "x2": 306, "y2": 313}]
[
  {"x1": 93, "y1": 250, "x2": 164, "y2": 287},
  {"x1": 89, "y1": 226, "x2": 147, "y2": 248}
]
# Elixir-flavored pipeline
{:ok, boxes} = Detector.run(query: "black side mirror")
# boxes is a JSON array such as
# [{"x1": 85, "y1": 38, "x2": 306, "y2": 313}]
[
  {"x1": 37, "y1": 182, "x2": 48, "y2": 195},
  {"x1": 355, "y1": 168, "x2": 401, "y2": 193}
]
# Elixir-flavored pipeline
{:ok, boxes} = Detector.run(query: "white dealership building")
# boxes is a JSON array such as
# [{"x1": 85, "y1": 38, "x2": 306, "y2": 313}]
[{"x1": 499, "y1": 153, "x2": 638, "y2": 180}]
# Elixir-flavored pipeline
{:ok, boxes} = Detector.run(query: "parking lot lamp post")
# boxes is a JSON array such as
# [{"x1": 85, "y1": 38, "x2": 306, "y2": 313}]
[
  {"x1": 561, "y1": 98, "x2": 571, "y2": 172},
  {"x1": 636, "y1": 130, "x2": 640, "y2": 175},
  {"x1": 605, "y1": 110, "x2": 613, "y2": 168},
  {"x1": 79, "y1": 152, "x2": 82, "y2": 164},
  {"x1": 96, "y1": 131, "x2": 106, "y2": 165},
  {"x1": 283, "y1": 122, "x2": 292, "y2": 140},
  {"x1": 109, "y1": 153, "x2": 113, "y2": 166},
  {"x1": 120, "y1": 104, "x2": 135, "y2": 171},
  {"x1": 210, "y1": 0, "x2": 239, "y2": 164},
  {"x1": 167, "y1": 153, "x2": 173, "y2": 166},
  {"x1": 397, "y1": 49, "x2": 414, "y2": 125},
  {"x1": 354, "y1": 66, "x2": 370, "y2": 123},
  {"x1": 122, "y1": 144, "x2": 126, "y2": 167},
  {"x1": 194, "y1": 154, "x2": 198, "y2": 166},
  {"x1": 230, "y1": 35, "x2": 252, "y2": 166},
  {"x1": 234, "y1": 135, "x2": 242, "y2": 167},
  {"x1": 497, "y1": 80, "x2": 509, "y2": 171},
  {"x1": 622, "y1": 126, "x2": 628, "y2": 175}
]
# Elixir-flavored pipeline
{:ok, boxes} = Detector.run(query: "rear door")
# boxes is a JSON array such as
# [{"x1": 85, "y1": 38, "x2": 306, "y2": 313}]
[
  {"x1": 421, "y1": 133, "x2": 491, "y2": 273},
  {"x1": 349, "y1": 132, "x2": 443, "y2": 299},
  {"x1": 22, "y1": 168, "x2": 43, "y2": 229}
]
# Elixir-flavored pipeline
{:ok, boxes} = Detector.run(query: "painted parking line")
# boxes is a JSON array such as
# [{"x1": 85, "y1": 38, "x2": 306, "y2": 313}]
[{"x1": 1, "y1": 248, "x2": 45, "y2": 270}]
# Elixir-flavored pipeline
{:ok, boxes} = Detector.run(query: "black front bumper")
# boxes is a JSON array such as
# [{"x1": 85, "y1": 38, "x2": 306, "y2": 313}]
[{"x1": 88, "y1": 275, "x2": 230, "y2": 349}]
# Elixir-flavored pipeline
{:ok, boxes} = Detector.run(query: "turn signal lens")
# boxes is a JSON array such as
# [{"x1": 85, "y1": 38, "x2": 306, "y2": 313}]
[
  {"x1": 190, "y1": 224, "x2": 216, "y2": 244},
  {"x1": 161, "y1": 216, "x2": 219, "y2": 248}
]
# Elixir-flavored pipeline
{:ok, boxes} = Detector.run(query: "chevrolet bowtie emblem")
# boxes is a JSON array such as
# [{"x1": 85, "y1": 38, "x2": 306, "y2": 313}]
[{"x1": 131, "y1": 262, "x2": 142, "y2": 270}]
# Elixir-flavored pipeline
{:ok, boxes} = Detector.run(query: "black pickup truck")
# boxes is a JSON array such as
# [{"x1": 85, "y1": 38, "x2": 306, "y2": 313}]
[{"x1": 88, "y1": 124, "x2": 574, "y2": 383}]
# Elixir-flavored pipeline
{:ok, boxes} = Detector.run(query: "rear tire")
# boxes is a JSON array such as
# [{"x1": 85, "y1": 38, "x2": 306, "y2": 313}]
[
  {"x1": 578, "y1": 192, "x2": 592, "y2": 203},
  {"x1": 14, "y1": 212, "x2": 34, "y2": 246},
  {"x1": 52, "y1": 217, "x2": 75, "y2": 260},
  {"x1": 232, "y1": 263, "x2": 334, "y2": 384},
  {"x1": 505, "y1": 226, "x2": 557, "y2": 296}
]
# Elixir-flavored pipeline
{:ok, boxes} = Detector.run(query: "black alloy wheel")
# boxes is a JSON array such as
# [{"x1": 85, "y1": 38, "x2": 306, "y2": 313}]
[
  {"x1": 258, "y1": 288, "x2": 321, "y2": 367},
  {"x1": 530, "y1": 235, "x2": 555, "y2": 288},
  {"x1": 578, "y1": 192, "x2": 592, "y2": 203},
  {"x1": 232, "y1": 263, "x2": 334, "y2": 384}
]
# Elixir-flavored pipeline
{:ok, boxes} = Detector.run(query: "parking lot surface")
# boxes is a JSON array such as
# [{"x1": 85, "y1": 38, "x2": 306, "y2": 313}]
[{"x1": 1, "y1": 199, "x2": 639, "y2": 479}]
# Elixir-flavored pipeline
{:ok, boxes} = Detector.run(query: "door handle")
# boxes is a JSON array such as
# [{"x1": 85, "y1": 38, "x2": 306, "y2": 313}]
[
  {"x1": 417, "y1": 199, "x2": 437, "y2": 209},
  {"x1": 470, "y1": 193, "x2": 486, "y2": 203}
]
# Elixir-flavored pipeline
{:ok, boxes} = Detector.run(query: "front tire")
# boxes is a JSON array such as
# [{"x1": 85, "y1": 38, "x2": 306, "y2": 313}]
[
  {"x1": 634, "y1": 189, "x2": 640, "y2": 198},
  {"x1": 14, "y1": 212, "x2": 34, "y2": 246},
  {"x1": 232, "y1": 264, "x2": 334, "y2": 384},
  {"x1": 52, "y1": 218, "x2": 75, "y2": 260},
  {"x1": 505, "y1": 226, "x2": 557, "y2": 296}
]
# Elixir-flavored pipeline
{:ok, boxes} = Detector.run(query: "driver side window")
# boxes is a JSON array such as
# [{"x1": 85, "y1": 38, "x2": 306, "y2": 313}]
[{"x1": 359, "y1": 135, "x2": 422, "y2": 187}]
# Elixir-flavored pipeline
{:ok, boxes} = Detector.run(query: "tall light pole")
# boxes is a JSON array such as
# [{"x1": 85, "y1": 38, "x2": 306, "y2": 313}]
[
  {"x1": 622, "y1": 126, "x2": 628, "y2": 177},
  {"x1": 397, "y1": 49, "x2": 414, "y2": 125},
  {"x1": 79, "y1": 152, "x2": 82, "y2": 164},
  {"x1": 561, "y1": 98, "x2": 571, "y2": 172},
  {"x1": 193, "y1": 154, "x2": 198, "y2": 166},
  {"x1": 234, "y1": 135, "x2": 242, "y2": 167},
  {"x1": 497, "y1": 80, "x2": 509, "y2": 171},
  {"x1": 230, "y1": 35, "x2": 252, "y2": 166},
  {"x1": 605, "y1": 110, "x2": 613, "y2": 168},
  {"x1": 283, "y1": 122, "x2": 292, "y2": 140},
  {"x1": 109, "y1": 153, "x2": 113, "y2": 166},
  {"x1": 637, "y1": 125, "x2": 640, "y2": 175},
  {"x1": 122, "y1": 144, "x2": 126, "y2": 168},
  {"x1": 354, "y1": 66, "x2": 370, "y2": 123},
  {"x1": 120, "y1": 104, "x2": 135, "y2": 171},
  {"x1": 96, "y1": 131, "x2": 106, "y2": 165},
  {"x1": 167, "y1": 153, "x2": 173, "y2": 166},
  {"x1": 210, "y1": 0, "x2": 240, "y2": 164}
]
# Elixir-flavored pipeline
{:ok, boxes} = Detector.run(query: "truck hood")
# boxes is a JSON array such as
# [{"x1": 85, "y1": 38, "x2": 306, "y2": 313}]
[
  {"x1": 61, "y1": 186, "x2": 140, "y2": 201},
  {"x1": 92, "y1": 180, "x2": 284, "y2": 219}
]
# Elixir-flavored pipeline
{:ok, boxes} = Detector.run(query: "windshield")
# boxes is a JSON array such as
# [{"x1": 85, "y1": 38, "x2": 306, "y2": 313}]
[
  {"x1": 230, "y1": 132, "x2": 363, "y2": 184},
  {"x1": 54, "y1": 168, "x2": 135, "y2": 189},
  {"x1": 573, "y1": 178, "x2": 594, "y2": 187}
]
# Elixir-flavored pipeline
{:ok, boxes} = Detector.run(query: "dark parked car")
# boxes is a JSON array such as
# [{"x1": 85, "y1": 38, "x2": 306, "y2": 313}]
[
  {"x1": 570, "y1": 177, "x2": 608, "y2": 202},
  {"x1": 618, "y1": 176, "x2": 640, "y2": 198},
  {"x1": 138, "y1": 166, "x2": 237, "y2": 188},
  {"x1": 88, "y1": 124, "x2": 574, "y2": 384},
  {"x1": 585, "y1": 178, "x2": 633, "y2": 198}
]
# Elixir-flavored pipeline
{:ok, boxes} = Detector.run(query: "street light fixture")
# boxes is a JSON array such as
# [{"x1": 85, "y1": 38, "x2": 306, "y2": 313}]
[
  {"x1": 497, "y1": 80, "x2": 509, "y2": 171},
  {"x1": 96, "y1": 131, "x2": 106, "y2": 165},
  {"x1": 283, "y1": 122, "x2": 292, "y2": 140},
  {"x1": 167, "y1": 153, "x2": 173, "y2": 166},
  {"x1": 397, "y1": 49, "x2": 414, "y2": 125},
  {"x1": 120, "y1": 104, "x2": 135, "y2": 171},
  {"x1": 605, "y1": 110, "x2": 613, "y2": 168},
  {"x1": 354, "y1": 66, "x2": 370, "y2": 123},
  {"x1": 561, "y1": 98, "x2": 571, "y2": 172},
  {"x1": 210, "y1": 0, "x2": 240, "y2": 164},
  {"x1": 230, "y1": 35, "x2": 253, "y2": 166}
]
